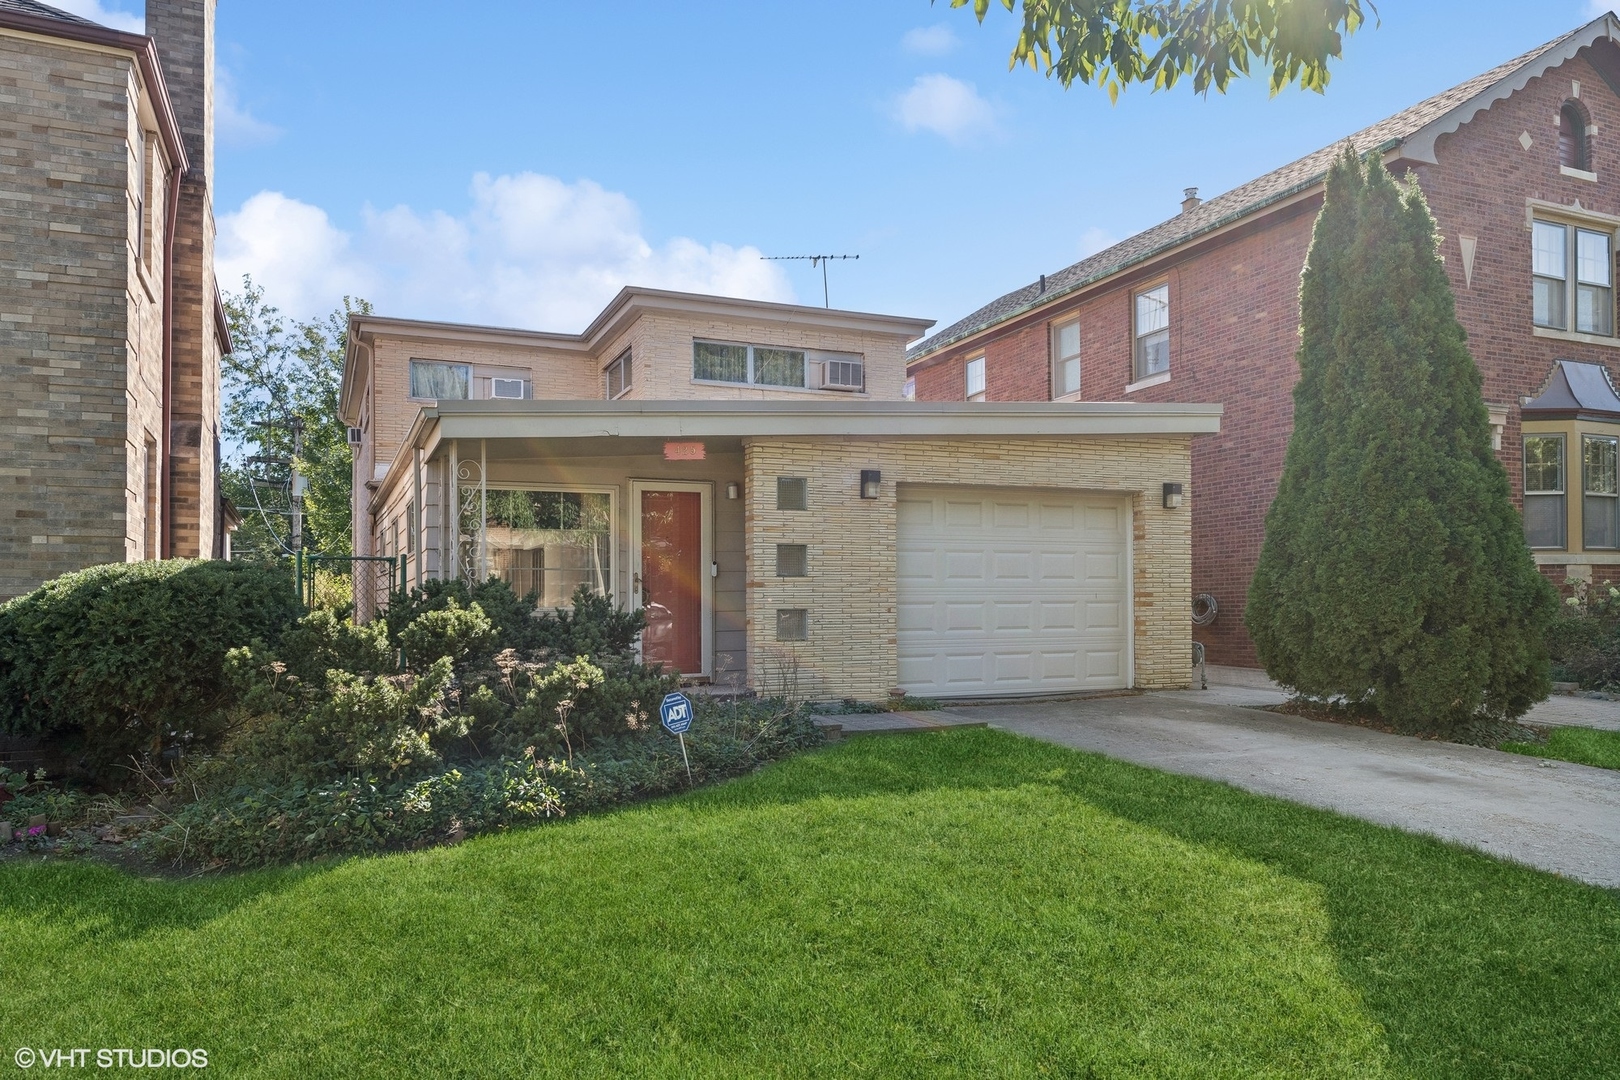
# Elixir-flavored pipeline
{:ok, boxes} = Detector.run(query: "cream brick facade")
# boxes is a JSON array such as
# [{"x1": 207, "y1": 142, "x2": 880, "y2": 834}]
[
  {"x1": 742, "y1": 437, "x2": 1195, "y2": 699},
  {"x1": 0, "y1": 7, "x2": 214, "y2": 601}
]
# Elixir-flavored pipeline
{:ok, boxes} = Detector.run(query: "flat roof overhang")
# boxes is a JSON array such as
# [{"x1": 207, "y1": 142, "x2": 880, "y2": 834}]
[{"x1": 370, "y1": 399, "x2": 1223, "y2": 512}]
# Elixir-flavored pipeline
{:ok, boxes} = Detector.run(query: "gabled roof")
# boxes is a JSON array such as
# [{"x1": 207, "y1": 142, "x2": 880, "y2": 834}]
[
  {"x1": 1523, "y1": 360, "x2": 1620, "y2": 420},
  {"x1": 0, "y1": 0, "x2": 95, "y2": 24},
  {"x1": 908, "y1": 13, "x2": 1620, "y2": 362}
]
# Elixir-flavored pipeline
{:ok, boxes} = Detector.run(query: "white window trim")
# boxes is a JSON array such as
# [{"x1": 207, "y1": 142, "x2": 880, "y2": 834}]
[
  {"x1": 1050, "y1": 317, "x2": 1082, "y2": 400},
  {"x1": 1124, "y1": 370, "x2": 1172, "y2": 394},
  {"x1": 1561, "y1": 165, "x2": 1599, "y2": 182},
  {"x1": 1531, "y1": 217, "x2": 1615, "y2": 337},
  {"x1": 965, "y1": 355, "x2": 986, "y2": 402}
]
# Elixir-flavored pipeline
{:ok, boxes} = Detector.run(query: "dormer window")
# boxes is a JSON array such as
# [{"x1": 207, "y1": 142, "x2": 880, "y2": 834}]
[{"x1": 1559, "y1": 102, "x2": 1591, "y2": 172}]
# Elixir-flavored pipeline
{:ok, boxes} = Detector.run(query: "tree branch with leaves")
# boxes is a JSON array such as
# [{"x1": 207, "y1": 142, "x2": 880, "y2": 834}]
[{"x1": 945, "y1": 0, "x2": 1376, "y2": 100}]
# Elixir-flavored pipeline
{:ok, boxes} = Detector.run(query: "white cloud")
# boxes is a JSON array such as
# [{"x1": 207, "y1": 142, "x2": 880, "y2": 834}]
[
  {"x1": 51, "y1": 0, "x2": 143, "y2": 32},
  {"x1": 1078, "y1": 227, "x2": 1120, "y2": 258},
  {"x1": 216, "y1": 173, "x2": 795, "y2": 329},
  {"x1": 901, "y1": 25, "x2": 958, "y2": 55},
  {"x1": 215, "y1": 66, "x2": 280, "y2": 146},
  {"x1": 893, "y1": 74, "x2": 996, "y2": 144}
]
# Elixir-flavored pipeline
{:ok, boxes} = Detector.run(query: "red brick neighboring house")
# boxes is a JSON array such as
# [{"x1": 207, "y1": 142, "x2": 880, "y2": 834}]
[{"x1": 908, "y1": 14, "x2": 1620, "y2": 667}]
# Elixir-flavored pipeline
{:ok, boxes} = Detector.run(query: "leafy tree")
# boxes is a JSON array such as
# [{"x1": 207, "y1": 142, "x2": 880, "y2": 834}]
[
  {"x1": 221, "y1": 277, "x2": 371, "y2": 558},
  {"x1": 1246, "y1": 150, "x2": 1558, "y2": 734},
  {"x1": 946, "y1": 0, "x2": 1376, "y2": 99}
]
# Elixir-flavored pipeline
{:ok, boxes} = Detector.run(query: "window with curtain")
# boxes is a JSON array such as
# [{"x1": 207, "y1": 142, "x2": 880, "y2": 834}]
[
  {"x1": 693, "y1": 340, "x2": 808, "y2": 387},
  {"x1": 1523, "y1": 434, "x2": 1567, "y2": 549},
  {"x1": 1532, "y1": 220, "x2": 1613, "y2": 335},
  {"x1": 1134, "y1": 284, "x2": 1170, "y2": 379},
  {"x1": 409, "y1": 360, "x2": 471, "y2": 399},
  {"x1": 480, "y1": 489, "x2": 612, "y2": 607},
  {"x1": 1585, "y1": 433, "x2": 1619, "y2": 549},
  {"x1": 1051, "y1": 318, "x2": 1081, "y2": 398}
]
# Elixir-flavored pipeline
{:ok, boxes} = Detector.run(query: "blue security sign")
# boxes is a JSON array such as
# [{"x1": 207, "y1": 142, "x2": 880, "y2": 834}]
[{"x1": 660, "y1": 692, "x2": 694, "y2": 735}]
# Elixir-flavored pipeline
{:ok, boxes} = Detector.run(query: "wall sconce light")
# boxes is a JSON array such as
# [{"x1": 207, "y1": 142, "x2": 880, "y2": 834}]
[
  {"x1": 1163, "y1": 482, "x2": 1183, "y2": 509},
  {"x1": 860, "y1": 470, "x2": 882, "y2": 499},
  {"x1": 726, "y1": 482, "x2": 740, "y2": 500}
]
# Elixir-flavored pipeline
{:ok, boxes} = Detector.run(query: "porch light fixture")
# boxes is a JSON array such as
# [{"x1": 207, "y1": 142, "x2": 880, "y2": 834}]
[
  {"x1": 1163, "y1": 482, "x2": 1183, "y2": 509},
  {"x1": 726, "y1": 482, "x2": 740, "y2": 500},
  {"x1": 860, "y1": 470, "x2": 881, "y2": 499}
]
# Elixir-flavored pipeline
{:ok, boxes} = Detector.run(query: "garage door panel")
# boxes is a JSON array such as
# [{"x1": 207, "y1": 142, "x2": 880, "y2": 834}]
[{"x1": 898, "y1": 486, "x2": 1130, "y2": 697}]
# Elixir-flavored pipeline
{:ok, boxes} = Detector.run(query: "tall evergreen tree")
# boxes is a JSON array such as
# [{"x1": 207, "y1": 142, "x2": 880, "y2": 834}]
[{"x1": 1247, "y1": 150, "x2": 1558, "y2": 733}]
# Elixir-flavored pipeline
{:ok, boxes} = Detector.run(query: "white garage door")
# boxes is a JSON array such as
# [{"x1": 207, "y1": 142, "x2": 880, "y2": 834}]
[{"x1": 897, "y1": 486, "x2": 1130, "y2": 697}]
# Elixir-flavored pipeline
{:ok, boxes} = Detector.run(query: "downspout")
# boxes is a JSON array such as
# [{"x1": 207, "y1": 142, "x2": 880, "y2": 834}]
[{"x1": 158, "y1": 165, "x2": 183, "y2": 559}]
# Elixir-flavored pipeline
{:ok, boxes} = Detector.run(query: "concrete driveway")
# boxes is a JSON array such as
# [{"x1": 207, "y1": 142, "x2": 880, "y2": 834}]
[{"x1": 937, "y1": 689, "x2": 1620, "y2": 890}]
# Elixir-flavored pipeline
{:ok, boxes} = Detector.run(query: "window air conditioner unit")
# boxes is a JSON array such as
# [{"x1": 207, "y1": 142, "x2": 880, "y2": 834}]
[
  {"x1": 345, "y1": 426, "x2": 363, "y2": 446},
  {"x1": 819, "y1": 358, "x2": 864, "y2": 391},
  {"x1": 491, "y1": 378, "x2": 527, "y2": 399}
]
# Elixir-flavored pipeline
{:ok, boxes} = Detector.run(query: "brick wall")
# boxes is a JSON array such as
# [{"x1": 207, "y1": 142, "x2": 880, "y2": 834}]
[
  {"x1": 913, "y1": 47, "x2": 1620, "y2": 667},
  {"x1": 0, "y1": 33, "x2": 148, "y2": 599},
  {"x1": 743, "y1": 436, "x2": 1194, "y2": 699}
]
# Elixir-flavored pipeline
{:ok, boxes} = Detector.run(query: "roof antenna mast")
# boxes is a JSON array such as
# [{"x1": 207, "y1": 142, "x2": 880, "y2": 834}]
[{"x1": 761, "y1": 254, "x2": 859, "y2": 308}]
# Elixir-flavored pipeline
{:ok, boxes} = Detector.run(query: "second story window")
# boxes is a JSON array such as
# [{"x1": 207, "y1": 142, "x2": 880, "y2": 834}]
[
  {"x1": 1134, "y1": 283, "x2": 1170, "y2": 380},
  {"x1": 1051, "y1": 318, "x2": 1081, "y2": 398},
  {"x1": 1523, "y1": 434, "x2": 1566, "y2": 549},
  {"x1": 965, "y1": 356, "x2": 986, "y2": 402},
  {"x1": 409, "y1": 359, "x2": 470, "y2": 400},
  {"x1": 1532, "y1": 220, "x2": 1613, "y2": 336},
  {"x1": 606, "y1": 348, "x2": 632, "y2": 399},
  {"x1": 693, "y1": 341, "x2": 807, "y2": 388}
]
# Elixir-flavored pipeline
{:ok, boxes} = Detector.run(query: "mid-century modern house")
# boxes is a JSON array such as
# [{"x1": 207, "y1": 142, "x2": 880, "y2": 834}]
[
  {"x1": 0, "y1": 0, "x2": 230, "y2": 601},
  {"x1": 908, "y1": 13, "x2": 1620, "y2": 667},
  {"x1": 340, "y1": 288, "x2": 1221, "y2": 700}
]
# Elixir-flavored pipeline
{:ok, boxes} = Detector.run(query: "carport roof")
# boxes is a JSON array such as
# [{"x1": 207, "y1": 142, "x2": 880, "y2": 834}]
[{"x1": 371, "y1": 398, "x2": 1222, "y2": 509}]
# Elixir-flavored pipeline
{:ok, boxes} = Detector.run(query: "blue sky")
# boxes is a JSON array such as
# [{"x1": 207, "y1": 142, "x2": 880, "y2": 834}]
[{"x1": 63, "y1": 1, "x2": 1618, "y2": 336}]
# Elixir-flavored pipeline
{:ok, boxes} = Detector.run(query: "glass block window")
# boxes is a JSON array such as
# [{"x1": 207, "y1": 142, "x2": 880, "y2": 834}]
[
  {"x1": 777, "y1": 477, "x2": 808, "y2": 511},
  {"x1": 776, "y1": 543, "x2": 808, "y2": 577},
  {"x1": 1523, "y1": 434, "x2": 1566, "y2": 550},
  {"x1": 776, "y1": 609, "x2": 808, "y2": 641}
]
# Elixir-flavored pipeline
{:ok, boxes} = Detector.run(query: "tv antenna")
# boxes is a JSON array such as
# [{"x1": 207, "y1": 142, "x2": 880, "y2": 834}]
[{"x1": 761, "y1": 254, "x2": 859, "y2": 308}]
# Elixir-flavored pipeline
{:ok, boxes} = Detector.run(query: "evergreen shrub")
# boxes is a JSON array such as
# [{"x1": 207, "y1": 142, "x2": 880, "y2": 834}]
[
  {"x1": 1246, "y1": 151, "x2": 1559, "y2": 734},
  {"x1": 0, "y1": 560, "x2": 300, "y2": 783}
]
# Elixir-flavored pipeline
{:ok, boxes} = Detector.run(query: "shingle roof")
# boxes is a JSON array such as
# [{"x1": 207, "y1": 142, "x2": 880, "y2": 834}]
[
  {"x1": 908, "y1": 17, "x2": 1613, "y2": 362},
  {"x1": 0, "y1": 0, "x2": 98, "y2": 25}
]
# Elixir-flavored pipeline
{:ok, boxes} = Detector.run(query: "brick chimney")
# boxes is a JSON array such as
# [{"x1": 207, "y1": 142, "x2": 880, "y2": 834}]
[
  {"x1": 146, "y1": 0, "x2": 218, "y2": 558},
  {"x1": 1181, "y1": 187, "x2": 1201, "y2": 213}
]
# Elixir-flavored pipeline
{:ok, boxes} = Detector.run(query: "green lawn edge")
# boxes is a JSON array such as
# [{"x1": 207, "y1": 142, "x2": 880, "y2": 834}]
[
  {"x1": 0, "y1": 728, "x2": 1614, "y2": 1079},
  {"x1": 1500, "y1": 725, "x2": 1620, "y2": 771}
]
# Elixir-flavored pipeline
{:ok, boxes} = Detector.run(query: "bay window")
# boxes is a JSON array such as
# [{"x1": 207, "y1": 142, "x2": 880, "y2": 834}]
[
  {"x1": 1523, "y1": 434, "x2": 1567, "y2": 549},
  {"x1": 1585, "y1": 433, "x2": 1619, "y2": 549}
]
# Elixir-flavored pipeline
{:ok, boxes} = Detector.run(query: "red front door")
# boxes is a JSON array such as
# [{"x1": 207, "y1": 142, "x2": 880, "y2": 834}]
[{"x1": 639, "y1": 490, "x2": 702, "y2": 674}]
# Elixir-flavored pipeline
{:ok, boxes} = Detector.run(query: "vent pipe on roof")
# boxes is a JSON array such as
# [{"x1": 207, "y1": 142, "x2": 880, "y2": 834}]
[
  {"x1": 1039, "y1": 273, "x2": 1046, "y2": 293},
  {"x1": 1181, "y1": 187, "x2": 1201, "y2": 213}
]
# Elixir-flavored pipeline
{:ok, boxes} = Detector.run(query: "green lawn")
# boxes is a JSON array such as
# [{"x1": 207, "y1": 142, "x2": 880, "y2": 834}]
[
  {"x1": 1501, "y1": 724, "x2": 1620, "y2": 771},
  {"x1": 1, "y1": 729, "x2": 1615, "y2": 1079}
]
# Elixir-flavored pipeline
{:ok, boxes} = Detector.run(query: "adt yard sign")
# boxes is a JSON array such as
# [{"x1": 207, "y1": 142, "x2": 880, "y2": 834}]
[
  {"x1": 660, "y1": 692, "x2": 693, "y2": 734},
  {"x1": 660, "y1": 692, "x2": 695, "y2": 784}
]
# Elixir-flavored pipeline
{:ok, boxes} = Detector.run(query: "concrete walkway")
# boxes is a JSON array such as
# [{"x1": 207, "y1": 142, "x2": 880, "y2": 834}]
[
  {"x1": 932, "y1": 691, "x2": 1620, "y2": 889},
  {"x1": 1206, "y1": 664, "x2": 1620, "y2": 730}
]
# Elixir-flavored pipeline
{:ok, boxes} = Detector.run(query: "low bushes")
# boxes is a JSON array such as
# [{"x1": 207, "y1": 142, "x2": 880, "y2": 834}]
[
  {"x1": 1547, "y1": 583, "x2": 1620, "y2": 692},
  {"x1": 143, "y1": 579, "x2": 821, "y2": 866},
  {"x1": 0, "y1": 560, "x2": 301, "y2": 784}
]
